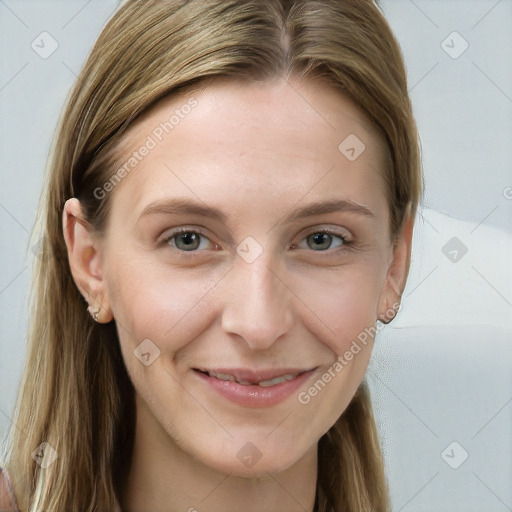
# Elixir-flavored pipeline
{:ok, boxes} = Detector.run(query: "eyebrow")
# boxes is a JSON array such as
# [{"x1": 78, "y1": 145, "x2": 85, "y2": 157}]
[{"x1": 138, "y1": 197, "x2": 375, "y2": 224}]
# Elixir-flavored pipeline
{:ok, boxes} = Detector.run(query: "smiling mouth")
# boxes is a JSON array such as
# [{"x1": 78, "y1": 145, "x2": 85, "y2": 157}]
[{"x1": 193, "y1": 368, "x2": 315, "y2": 387}]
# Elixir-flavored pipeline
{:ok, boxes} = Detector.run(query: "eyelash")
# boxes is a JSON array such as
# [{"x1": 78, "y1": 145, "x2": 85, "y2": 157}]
[{"x1": 159, "y1": 227, "x2": 352, "y2": 255}]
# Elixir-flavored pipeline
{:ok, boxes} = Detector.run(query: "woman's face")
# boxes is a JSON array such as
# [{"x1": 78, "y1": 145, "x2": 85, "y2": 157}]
[{"x1": 84, "y1": 77, "x2": 407, "y2": 477}]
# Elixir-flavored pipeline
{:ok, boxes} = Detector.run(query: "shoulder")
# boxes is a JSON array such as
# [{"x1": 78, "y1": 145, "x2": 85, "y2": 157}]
[{"x1": 0, "y1": 467, "x2": 20, "y2": 512}]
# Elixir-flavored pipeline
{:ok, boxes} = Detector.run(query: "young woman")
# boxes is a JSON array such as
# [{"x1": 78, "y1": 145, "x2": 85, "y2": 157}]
[{"x1": 0, "y1": 0, "x2": 421, "y2": 510}]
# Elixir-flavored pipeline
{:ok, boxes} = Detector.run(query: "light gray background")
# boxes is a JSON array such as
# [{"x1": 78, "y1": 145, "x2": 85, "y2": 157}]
[{"x1": 1, "y1": 1, "x2": 511, "y2": 511}]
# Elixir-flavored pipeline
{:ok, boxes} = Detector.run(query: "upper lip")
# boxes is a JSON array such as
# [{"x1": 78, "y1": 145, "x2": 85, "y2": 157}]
[{"x1": 194, "y1": 367, "x2": 316, "y2": 383}]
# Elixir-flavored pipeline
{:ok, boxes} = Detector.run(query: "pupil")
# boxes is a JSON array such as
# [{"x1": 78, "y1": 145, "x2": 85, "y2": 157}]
[
  {"x1": 178, "y1": 233, "x2": 198, "y2": 250},
  {"x1": 310, "y1": 233, "x2": 330, "y2": 250}
]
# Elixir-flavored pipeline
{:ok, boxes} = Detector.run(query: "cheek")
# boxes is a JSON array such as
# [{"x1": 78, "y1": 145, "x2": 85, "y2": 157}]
[
  {"x1": 292, "y1": 264, "x2": 384, "y2": 437},
  {"x1": 105, "y1": 254, "x2": 217, "y2": 351},
  {"x1": 291, "y1": 261, "x2": 385, "y2": 355}
]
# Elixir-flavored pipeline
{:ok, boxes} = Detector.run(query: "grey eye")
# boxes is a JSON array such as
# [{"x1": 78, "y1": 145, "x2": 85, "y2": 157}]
[
  {"x1": 174, "y1": 232, "x2": 201, "y2": 251},
  {"x1": 304, "y1": 232, "x2": 345, "y2": 251}
]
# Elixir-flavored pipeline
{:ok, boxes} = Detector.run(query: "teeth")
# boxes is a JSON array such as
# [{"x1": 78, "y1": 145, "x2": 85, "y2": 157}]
[
  {"x1": 258, "y1": 374, "x2": 298, "y2": 387},
  {"x1": 237, "y1": 379, "x2": 254, "y2": 386},
  {"x1": 207, "y1": 370, "x2": 299, "y2": 387},
  {"x1": 208, "y1": 371, "x2": 235, "y2": 382}
]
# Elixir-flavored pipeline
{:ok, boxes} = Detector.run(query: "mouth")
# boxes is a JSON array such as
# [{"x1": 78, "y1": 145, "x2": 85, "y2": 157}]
[
  {"x1": 193, "y1": 367, "x2": 315, "y2": 387},
  {"x1": 191, "y1": 366, "x2": 319, "y2": 408}
]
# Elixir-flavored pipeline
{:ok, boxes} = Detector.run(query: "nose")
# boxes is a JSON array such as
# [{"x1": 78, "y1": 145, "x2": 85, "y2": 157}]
[{"x1": 220, "y1": 252, "x2": 294, "y2": 350}]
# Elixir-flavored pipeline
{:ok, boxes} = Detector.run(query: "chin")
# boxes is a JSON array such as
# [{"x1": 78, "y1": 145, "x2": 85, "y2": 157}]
[
  {"x1": 195, "y1": 435, "x2": 311, "y2": 478},
  {"x1": 207, "y1": 453, "x2": 300, "y2": 479}
]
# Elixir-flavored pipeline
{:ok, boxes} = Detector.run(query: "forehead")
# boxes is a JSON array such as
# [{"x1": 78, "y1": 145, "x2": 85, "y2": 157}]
[{"x1": 106, "y1": 76, "x2": 389, "y2": 226}]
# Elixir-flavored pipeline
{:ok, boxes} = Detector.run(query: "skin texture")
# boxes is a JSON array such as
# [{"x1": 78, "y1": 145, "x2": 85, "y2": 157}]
[{"x1": 63, "y1": 76, "x2": 412, "y2": 512}]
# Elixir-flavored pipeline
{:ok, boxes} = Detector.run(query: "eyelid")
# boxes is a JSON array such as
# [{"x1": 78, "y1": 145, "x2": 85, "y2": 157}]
[
  {"x1": 157, "y1": 227, "x2": 215, "y2": 249},
  {"x1": 291, "y1": 227, "x2": 353, "y2": 253},
  {"x1": 158, "y1": 225, "x2": 353, "y2": 254},
  {"x1": 301, "y1": 225, "x2": 352, "y2": 241}
]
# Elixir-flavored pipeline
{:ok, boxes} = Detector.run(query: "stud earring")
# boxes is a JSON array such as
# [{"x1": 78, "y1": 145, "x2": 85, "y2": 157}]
[{"x1": 87, "y1": 305, "x2": 101, "y2": 322}]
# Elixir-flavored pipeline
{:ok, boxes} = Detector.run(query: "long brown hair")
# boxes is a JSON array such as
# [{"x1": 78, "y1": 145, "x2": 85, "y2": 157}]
[{"x1": 2, "y1": 1, "x2": 421, "y2": 510}]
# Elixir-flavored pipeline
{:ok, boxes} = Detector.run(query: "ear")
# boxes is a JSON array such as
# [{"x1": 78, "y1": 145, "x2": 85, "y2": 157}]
[
  {"x1": 376, "y1": 208, "x2": 414, "y2": 324},
  {"x1": 62, "y1": 198, "x2": 113, "y2": 323}
]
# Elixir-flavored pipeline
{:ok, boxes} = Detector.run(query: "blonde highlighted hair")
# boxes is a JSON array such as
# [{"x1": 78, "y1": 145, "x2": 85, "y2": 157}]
[{"x1": 2, "y1": 1, "x2": 421, "y2": 510}]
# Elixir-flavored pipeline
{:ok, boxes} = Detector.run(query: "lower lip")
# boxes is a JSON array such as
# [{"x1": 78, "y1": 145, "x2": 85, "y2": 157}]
[{"x1": 193, "y1": 369, "x2": 317, "y2": 408}]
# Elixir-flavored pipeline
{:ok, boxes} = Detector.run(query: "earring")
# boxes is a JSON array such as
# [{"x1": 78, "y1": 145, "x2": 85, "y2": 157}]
[{"x1": 87, "y1": 305, "x2": 101, "y2": 322}]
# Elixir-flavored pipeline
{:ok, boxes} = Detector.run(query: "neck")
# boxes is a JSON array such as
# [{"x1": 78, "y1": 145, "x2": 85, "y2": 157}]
[{"x1": 121, "y1": 395, "x2": 318, "y2": 512}]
